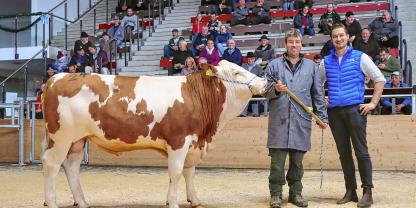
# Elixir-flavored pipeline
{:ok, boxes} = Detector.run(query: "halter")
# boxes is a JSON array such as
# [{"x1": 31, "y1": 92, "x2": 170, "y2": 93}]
[{"x1": 215, "y1": 75, "x2": 257, "y2": 94}]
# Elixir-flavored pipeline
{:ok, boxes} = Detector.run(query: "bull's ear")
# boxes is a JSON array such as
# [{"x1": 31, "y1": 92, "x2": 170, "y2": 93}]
[{"x1": 200, "y1": 63, "x2": 218, "y2": 77}]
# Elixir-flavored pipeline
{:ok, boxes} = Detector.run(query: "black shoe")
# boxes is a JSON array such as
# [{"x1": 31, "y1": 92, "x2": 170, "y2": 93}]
[
  {"x1": 357, "y1": 188, "x2": 373, "y2": 208},
  {"x1": 270, "y1": 195, "x2": 282, "y2": 208},
  {"x1": 337, "y1": 189, "x2": 358, "y2": 204},
  {"x1": 288, "y1": 194, "x2": 308, "y2": 207}
]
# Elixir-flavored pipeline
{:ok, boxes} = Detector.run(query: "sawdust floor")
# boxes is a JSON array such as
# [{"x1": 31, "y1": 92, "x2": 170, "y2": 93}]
[{"x1": 0, "y1": 165, "x2": 415, "y2": 208}]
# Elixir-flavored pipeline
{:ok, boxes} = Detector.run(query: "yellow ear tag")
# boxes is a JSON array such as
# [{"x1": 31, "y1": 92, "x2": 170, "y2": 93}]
[
  {"x1": 307, "y1": 106, "x2": 313, "y2": 112},
  {"x1": 206, "y1": 68, "x2": 214, "y2": 77}
]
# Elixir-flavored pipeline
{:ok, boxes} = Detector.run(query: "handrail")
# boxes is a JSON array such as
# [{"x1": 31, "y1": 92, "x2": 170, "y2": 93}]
[
  {"x1": 405, "y1": 60, "x2": 412, "y2": 86},
  {"x1": 399, "y1": 21, "x2": 403, "y2": 66},
  {"x1": 0, "y1": 47, "x2": 47, "y2": 86},
  {"x1": 73, "y1": 0, "x2": 105, "y2": 23},
  {"x1": 402, "y1": 39, "x2": 408, "y2": 83},
  {"x1": 47, "y1": 0, "x2": 68, "y2": 14}
]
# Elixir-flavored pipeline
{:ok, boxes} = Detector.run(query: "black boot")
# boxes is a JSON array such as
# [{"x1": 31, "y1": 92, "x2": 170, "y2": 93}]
[
  {"x1": 288, "y1": 194, "x2": 308, "y2": 207},
  {"x1": 337, "y1": 189, "x2": 359, "y2": 204},
  {"x1": 357, "y1": 188, "x2": 373, "y2": 208},
  {"x1": 270, "y1": 195, "x2": 282, "y2": 208}
]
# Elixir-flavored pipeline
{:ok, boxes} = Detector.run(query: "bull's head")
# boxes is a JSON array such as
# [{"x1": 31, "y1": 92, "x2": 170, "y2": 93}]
[{"x1": 200, "y1": 60, "x2": 267, "y2": 95}]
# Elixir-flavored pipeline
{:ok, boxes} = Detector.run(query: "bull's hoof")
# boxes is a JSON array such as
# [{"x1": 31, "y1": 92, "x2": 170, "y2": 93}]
[
  {"x1": 43, "y1": 202, "x2": 47, "y2": 206},
  {"x1": 73, "y1": 202, "x2": 78, "y2": 207}
]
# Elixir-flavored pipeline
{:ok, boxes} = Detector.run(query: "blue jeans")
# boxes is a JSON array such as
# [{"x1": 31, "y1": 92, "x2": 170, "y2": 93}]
[
  {"x1": 241, "y1": 101, "x2": 259, "y2": 116},
  {"x1": 163, "y1": 45, "x2": 173, "y2": 58},
  {"x1": 282, "y1": 2, "x2": 295, "y2": 10},
  {"x1": 216, "y1": 43, "x2": 227, "y2": 56},
  {"x1": 299, "y1": 27, "x2": 315, "y2": 36}
]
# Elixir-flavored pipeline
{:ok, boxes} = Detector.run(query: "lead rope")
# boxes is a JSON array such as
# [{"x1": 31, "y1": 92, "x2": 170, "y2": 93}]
[{"x1": 320, "y1": 128, "x2": 324, "y2": 189}]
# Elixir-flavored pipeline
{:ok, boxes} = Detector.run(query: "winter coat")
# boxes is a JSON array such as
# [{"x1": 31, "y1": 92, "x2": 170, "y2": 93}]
[
  {"x1": 264, "y1": 56, "x2": 328, "y2": 151},
  {"x1": 369, "y1": 17, "x2": 399, "y2": 40},
  {"x1": 242, "y1": 63, "x2": 263, "y2": 77},
  {"x1": 108, "y1": 25, "x2": 125, "y2": 41},
  {"x1": 199, "y1": 47, "x2": 221, "y2": 65},
  {"x1": 254, "y1": 44, "x2": 275, "y2": 62},
  {"x1": 294, "y1": 12, "x2": 314, "y2": 29},
  {"x1": 352, "y1": 36, "x2": 380, "y2": 61},
  {"x1": 232, "y1": 6, "x2": 249, "y2": 20},
  {"x1": 341, "y1": 19, "x2": 362, "y2": 38},
  {"x1": 223, "y1": 48, "x2": 243, "y2": 66}
]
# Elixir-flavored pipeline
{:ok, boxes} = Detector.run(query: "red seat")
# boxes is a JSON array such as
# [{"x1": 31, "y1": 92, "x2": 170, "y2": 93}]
[
  {"x1": 389, "y1": 48, "x2": 399, "y2": 57},
  {"x1": 160, "y1": 57, "x2": 173, "y2": 68}
]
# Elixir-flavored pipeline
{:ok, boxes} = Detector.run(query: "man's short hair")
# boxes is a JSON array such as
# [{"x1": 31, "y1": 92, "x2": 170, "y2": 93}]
[
  {"x1": 380, "y1": 47, "x2": 389, "y2": 53},
  {"x1": 313, "y1": 54, "x2": 323, "y2": 60},
  {"x1": 330, "y1": 23, "x2": 348, "y2": 37},
  {"x1": 284, "y1": 28, "x2": 302, "y2": 43}
]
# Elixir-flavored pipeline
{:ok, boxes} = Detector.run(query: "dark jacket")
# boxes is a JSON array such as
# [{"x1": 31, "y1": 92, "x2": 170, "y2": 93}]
[
  {"x1": 252, "y1": 3, "x2": 271, "y2": 17},
  {"x1": 74, "y1": 40, "x2": 92, "y2": 52},
  {"x1": 92, "y1": 48, "x2": 109, "y2": 72},
  {"x1": 342, "y1": 19, "x2": 362, "y2": 38},
  {"x1": 173, "y1": 49, "x2": 193, "y2": 66},
  {"x1": 369, "y1": 17, "x2": 399, "y2": 40},
  {"x1": 223, "y1": 48, "x2": 243, "y2": 66},
  {"x1": 319, "y1": 11, "x2": 341, "y2": 28},
  {"x1": 294, "y1": 11, "x2": 314, "y2": 29},
  {"x1": 352, "y1": 36, "x2": 380, "y2": 61},
  {"x1": 168, "y1": 36, "x2": 185, "y2": 49},
  {"x1": 232, "y1": 5, "x2": 249, "y2": 20},
  {"x1": 70, "y1": 54, "x2": 93, "y2": 73},
  {"x1": 254, "y1": 44, "x2": 275, "y2": 62},
  {"x1": 193, "y1": 33, "x2": 213, "y2": 48}
]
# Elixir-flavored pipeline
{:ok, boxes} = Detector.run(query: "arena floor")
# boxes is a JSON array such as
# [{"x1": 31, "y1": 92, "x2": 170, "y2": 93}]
[{"x1": 0, "y1": 165, "x2": 415, "y2": 208}]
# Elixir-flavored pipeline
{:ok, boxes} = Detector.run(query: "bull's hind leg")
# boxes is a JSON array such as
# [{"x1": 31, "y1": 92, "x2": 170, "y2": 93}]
[
  {"x1": 62, "y1": 139, "x2": 88, "y2": 208},
  {"x1": 183, "y1": 166, "x2": 202, "y2": 207},
  {"x1": 43, "y1": 136, "x2": 72, "y2": 208},
  {"x1": 166, "y1": 136, "x2": 193, "y2": 208}
]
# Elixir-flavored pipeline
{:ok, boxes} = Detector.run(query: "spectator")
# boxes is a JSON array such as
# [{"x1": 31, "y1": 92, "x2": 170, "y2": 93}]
[
  {"x1": 293, "y1": 5, "x2": 315, "y2": 36},
  {"x1": 381, "y1": 71, "x2": 412, "y2": 115},
  {"x1": 313, "y1": 54, "x2": 322, "y2": 65},
  {"x1": 320, "y1": 39, "x2": 334, "y2": 57},
  {"x1": 136, "y1": 0, "x2": 147, "y2": 11},
  {"x1": 254, "y1": 35, "x2": 275, "y2": 68},
  {"x1": 74, "y1": 31, "x2": 92, "y2": 52},
  {"x1": 163, "y1": 29, "x2": 185, "y2": 58},
  {"x1": 353, "y1": 28, "x2": 380, "y2": 61},
  {"x1": 240, "y1": 52, "x2": 264, "y2": 117},
  {"x1": 70, "y1": 46, "x2": 93, "y2": 73},
  {"x1": 282, "y1": 0, "x2": 295, "y2": 11},
  {"x1": 341, "y1": 11, "x2": 362, "y2": 44},
  {"x1": 181, "y1": 57, "x2": 198, "y2": 76},
  {"x1": 87, "y1": 44, "x2": 110, "y2": 74},
  {"x1": 206, "y1": 13, "x2": 222, "y2": 39},
  {"x1": 211, "y1": 0, "x2": 233, "y2": 15},
  {"x1": 121, "y1": 8, "x2": 138, "y2": 41},
  {"x1": 116, "y1": 0, "x2": 137, "y2": 12},
  {"x1": 295, "y1": 0, "x2": 313, "y2": 10},
  {"x1": 250, "y1": 0, "x2": 271, "y2": 25},
  {"x1": 192, "y1": 26, "x2": 213, "y2": 56},
  {"x1": 318, "y1": 3, "x2": 341, "y2": 35},
  {"x1": 99, "y1": 32, "x2": 113, "y2": 59},
  {"x1": 53, "y1": 50, "x2": 70, "y2": 73},
  {"x1": 43, "y1": 64, "x2": 57, "y2": 83},
  {"x1": 369, "y1": 10, "x2": 399, "y2": 48},
  {"x1": 375, "y1": 47, "x2": 401, "y2": 81},
  {"x1": 199, "y1": 39, "x2": 221, "y2": 65},
  {"x1": 108, "y1": 16, "x2": 125, "y2": 47},
  {"x1": 171, "y1": 40, "x2": 193, "y2": 75},
  {"x1": 192, "y1": 13, "x2": 205, "y2": 41},
  {"x1": 67, "y1": 63, "x2": 77, "y2": 73},
  {"x1": 230, "y1": 0, "x2": 250, "y2": 26},
  {"x1": 215, "y1": 25, "x2": 232, "y2": 55},
  {"x1": 222, "y1": 39, "x2": 243, "y2": 66},
  {"x1": 197, "y1": 57, "x2": 208, "y2": 69}
]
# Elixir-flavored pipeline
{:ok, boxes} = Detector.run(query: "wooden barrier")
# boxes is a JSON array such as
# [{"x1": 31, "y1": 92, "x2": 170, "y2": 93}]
[{"x1": 1, "y1": 116, "x2": 415, "y2": 170}]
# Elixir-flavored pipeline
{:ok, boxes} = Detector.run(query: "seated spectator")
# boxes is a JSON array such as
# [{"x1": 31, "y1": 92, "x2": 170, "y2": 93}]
[
  {"x1": 136, "y1": 0, "x2": 147, "y2": 11},
  {"x1": 215, "y1": 25, "x2": 232, "y2": 55},
  {"x1": 240, "y1": 52, "x2": 263, "y2": 117},
  {"x1": 313, "y1": 54, "x2": 322, "y2": 65},
  {"x1": 254, "y1": 35, "x2": 275, "y2": 68},
  {"x1": 320, "y1": 39, "x2": 334, "y2": 57},
  {"x1": 295, "y1": 0, "x2": 313, "y2": 10},
  {"x1": 197, "y1": 57, "x2": 208, "y2": 69},
  {"x1": 282, "y1": 0, "x2": 295, "y2": 11},
  {"x1": 230, "y1": 0, "x2": 249, "y2": 26},
  {"x1": 121, "y1": 8, "x2": 138, "y2": 40},
  {"x1": 116, "y1": 0, "x2": 137, "y2": 12},
  {"x1": 108, "y1": 16, "x2": 125, "y2": 47},
  {"x1": 70, "y1": 46, "x2": 93, "y2": 73},
  {"x1": 67, "y1": 63, "x2": 78, "y2": 73},
  {"x1": 74, "y1": 31, "x2": 92, "y2": 52},
  {"x1": 375, "y1": 47, "x2": 401, "y2": 82},
  {"x1": 99, "y1": 32, "x2": 113, "y2": 59},
  {"x1": 381, "y1": 71, "x2": 412, "y2": 115},
  {"x1": 341, "y1": 11, "x2": 361, "y2": 44},
  {"x1": 171, "y1": 40, "x2": 193, "y2": 75},
  {"x1": 192, "y1": 13, "x2": 205, "y2": 42},
  {"x1": 43, "y1": 64, "x2": 57, "y2": 83},
  {"x1": 369, "y1": 10, "x2": 399, "y2": 48},
  {"x1": 353, "y1": 28, "x2": 380, "y2": 61},
  {"x1": 223, "y1": 39, "x2": 243, "y2": 66},
  {"x1": 294, "y1": 6, "x2": 315, "y2": 36},
  {"x1": 199, "y1": 39, "x2": 220, "y2": 65},
  {"x1": 53, "y1": 50, "x2": 70, "y2": 73},
  {"x1": 192, "y1": 26, "x2": 213, "y2": 56},
  {"x1": 163, "y1": 29, "x2": 185, "y2": 58},
  {"x1": 206, "y1": 13, "x2": 222, "y2": 39},
  {"x1": 318, "y1": 3, "x2": 340, "y2": 35},
  {"x1": 250, "y1": 0, "x2": 271, "y2": 25},
  {"x1": 181, "y1": 57, "x2": 199, "y2": 76},
  {"x1": 211, "y1": 0, "x2": 233, "y2": 15},
  {"x1": 87, "y1": 44, "x2": 110, "y2": 74}
]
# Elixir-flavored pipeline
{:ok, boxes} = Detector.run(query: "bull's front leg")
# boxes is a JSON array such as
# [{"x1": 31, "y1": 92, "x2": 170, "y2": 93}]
[
  {"x1": 183, "y1": 166, "x2": 202, "y2": 207},
  {"x1": 166, "y1": 136, "x2": 193, "y2": 208}
]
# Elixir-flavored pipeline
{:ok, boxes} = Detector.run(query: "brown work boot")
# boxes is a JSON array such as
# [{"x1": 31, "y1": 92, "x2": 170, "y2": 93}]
[
  {"x1": 270, "y1": 195, "x2": 282, "y2": 208},
  {"x1": 337, "y1": 189, "x2": 359, "y2": 204},
  {"x1": 357, "y1": 188, "x2": 373, "y2": 208},
  {"x1": 288, "y1": 194, "x2": 308, "y2": 207}
]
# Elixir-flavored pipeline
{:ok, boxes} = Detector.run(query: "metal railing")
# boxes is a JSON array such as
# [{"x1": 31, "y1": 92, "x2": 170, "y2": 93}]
[{"x1": 109, "y1": 38, "x2": 118, "y2": 75}]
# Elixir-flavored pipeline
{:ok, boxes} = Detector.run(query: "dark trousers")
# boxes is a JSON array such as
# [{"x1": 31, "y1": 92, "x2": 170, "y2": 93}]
[
  {"x1": 381, "y1": 104, "x2": 412, "y2": 115},
  {"x1": 230, "y1": 17, "x2": 249, "y2": 26},
  {"x1": 328, "y1": 105, "x2": 374, "y2": 190},
  {"x1": 378, "y1": 36, "x2": 399, "y2": 48},
  {"x1": 269, "y1": 148, "x2": 305, "y2": 196}
]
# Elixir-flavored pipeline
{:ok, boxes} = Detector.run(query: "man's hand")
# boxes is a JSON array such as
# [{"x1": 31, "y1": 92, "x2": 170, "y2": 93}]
[
  {"x1": 396, "y1": 103, "x2": 404, "y2": 112},
  {"x1": 378, "y1": 63, "x2": 386, "y2": 69},
  {"x1": 318, "y1": 122, "x2": 328, "y2": 129},
  {"x1": 381, "y1": 36, "x2": 388, "y2": 42},
  {"x1": 359, "y1": 102, "x2": 377, "y2": 115},
  {"x1": 274, "y1": 81, "x2": 288, "y2": 92},
  {"x1": 325, "y1": 98, "x2": 330, "y2": 107}
]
